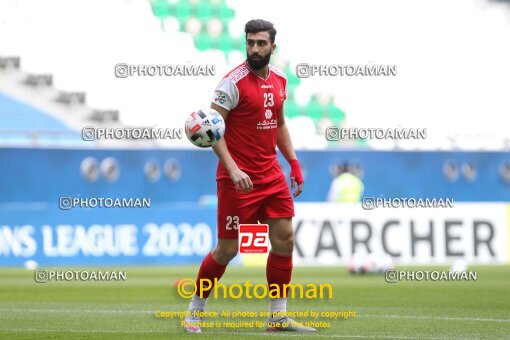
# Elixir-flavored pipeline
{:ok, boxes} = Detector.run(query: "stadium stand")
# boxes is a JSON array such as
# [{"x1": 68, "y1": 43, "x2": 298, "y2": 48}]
[
  {"x1": 149, "y1": 0, "x2": 348, "y2": 140},
  {"x1": 0, "y1": 92, "x2": 83, "y2": 145},
  {"x1": 1, "y1": 0, "x2": 509, "y2": 150}
]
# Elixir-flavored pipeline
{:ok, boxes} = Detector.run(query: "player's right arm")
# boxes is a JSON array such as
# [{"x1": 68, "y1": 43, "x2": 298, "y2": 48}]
[{"x1": 211, "y1": 102, "x2": 253, "y2": 193}]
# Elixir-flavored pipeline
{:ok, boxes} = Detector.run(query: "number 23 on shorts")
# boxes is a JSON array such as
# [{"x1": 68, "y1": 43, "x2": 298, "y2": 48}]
[{"x1": 225, "y1": 215, "x2": 239, "y2": 230}]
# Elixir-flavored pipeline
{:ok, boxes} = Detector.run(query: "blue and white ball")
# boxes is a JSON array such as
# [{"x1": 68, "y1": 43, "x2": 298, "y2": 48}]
[
  {"x1": 348, "y1": 251, "x2": 395, "y2": 274},
  {"x1": 185, "y1": 108, "x2": 225, "y2": 148}
]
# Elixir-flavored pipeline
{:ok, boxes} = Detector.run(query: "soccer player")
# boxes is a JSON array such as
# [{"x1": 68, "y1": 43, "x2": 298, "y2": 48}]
[{"x1": 183, "y1": 19, "x2": 315, "y2": 333}]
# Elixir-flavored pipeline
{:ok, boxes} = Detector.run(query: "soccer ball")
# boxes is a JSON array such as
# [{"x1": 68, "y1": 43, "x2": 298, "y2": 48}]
[
  {"x1": 348, "y1": 251, "x2": 366, "y2": 274},
  {"x1": 348, "y1": 251, "x2": 395, "y2": 274},
  {"x1": 185, "y1": 108, "x2": 225, "y2": 148}
]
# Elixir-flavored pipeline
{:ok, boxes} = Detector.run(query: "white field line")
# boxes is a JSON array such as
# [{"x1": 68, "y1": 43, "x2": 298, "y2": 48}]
[{"x1": 0, "y1": 328, "x2": 477, "y2": 339}]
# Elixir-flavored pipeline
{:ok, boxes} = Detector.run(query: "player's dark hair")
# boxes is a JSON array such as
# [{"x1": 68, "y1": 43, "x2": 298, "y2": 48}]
[{"x1": 245, "y1": 19, "x2": 277, "y2": 44}]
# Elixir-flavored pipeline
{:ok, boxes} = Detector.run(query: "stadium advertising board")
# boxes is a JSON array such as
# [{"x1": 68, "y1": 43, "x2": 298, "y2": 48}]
[
  {"x1": 1, "y1": 203, "x2": 508, "y2": 266},
  {"x1": 293, "y1": 203, "x2": 509, "y2": 265}
]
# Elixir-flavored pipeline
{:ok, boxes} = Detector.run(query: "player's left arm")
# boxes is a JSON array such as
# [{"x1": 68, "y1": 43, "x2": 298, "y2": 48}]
[{"x1": 277, "y1": 111, "x2": 304, "y2": 197}]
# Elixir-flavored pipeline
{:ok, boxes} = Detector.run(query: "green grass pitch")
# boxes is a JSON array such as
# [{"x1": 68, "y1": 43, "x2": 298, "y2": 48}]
[{"x1": 0, "y1": 265, "x2": 509, "y2": 339}]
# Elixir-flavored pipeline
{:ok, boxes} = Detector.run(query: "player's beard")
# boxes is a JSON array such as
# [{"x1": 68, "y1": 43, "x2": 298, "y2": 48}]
[{"x1": 247, "y1": 52, "x2": 271, "y2": 70}]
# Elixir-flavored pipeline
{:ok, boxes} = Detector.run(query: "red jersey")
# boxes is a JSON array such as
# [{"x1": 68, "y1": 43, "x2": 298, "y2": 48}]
[{"x1": 212, "y1": 61, "x2": 288, "y2": 184}]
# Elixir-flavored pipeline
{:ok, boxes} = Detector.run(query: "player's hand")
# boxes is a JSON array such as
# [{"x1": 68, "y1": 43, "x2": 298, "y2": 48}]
[
  {"x1": 290, "y1": 178, "x2": 304, "y2": 198},
  {"x1": 289, "y1": 159, "x2": 304, "y2": 198},
  {"x1": 229, "y1": 168, "x2": 253, "y2": 193}
]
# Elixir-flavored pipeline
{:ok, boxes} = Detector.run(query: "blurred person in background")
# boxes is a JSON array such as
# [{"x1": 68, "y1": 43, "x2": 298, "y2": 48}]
[{"x1": 327, "y1": 162, "x2": 364, "y2": 202}]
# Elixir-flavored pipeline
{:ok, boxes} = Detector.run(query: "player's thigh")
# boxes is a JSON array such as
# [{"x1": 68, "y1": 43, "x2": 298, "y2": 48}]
[
  {"x1": 217, "y1": 178, "x2": 262, "y2": 239},
  {"x1": 260, "y1": 176, "x2": 295, "y2": 252},
  {"x1": 261, "y1": 175, "x2": 294, "y2": 222}
]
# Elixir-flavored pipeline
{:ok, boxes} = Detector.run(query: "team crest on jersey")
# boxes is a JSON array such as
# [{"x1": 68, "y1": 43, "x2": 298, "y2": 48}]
[
  {"x1": 214, "y1": 91, "x2": 227, "y2": 105},
  {"x1": 265, "y1": 109, "x2": 272, "y2": 119}
]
